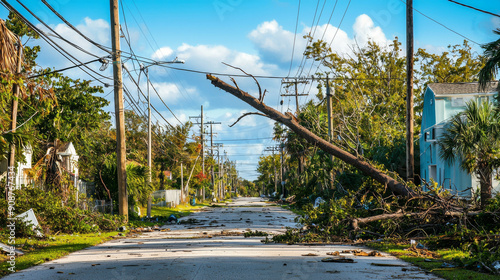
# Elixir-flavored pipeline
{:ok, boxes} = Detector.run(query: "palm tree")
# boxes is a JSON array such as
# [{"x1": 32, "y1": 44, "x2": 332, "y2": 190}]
[
  {"x1": 438, "y1": 99, "x2": 500, "y2": 208},
  {"x1": 478, "y1": 28, "x2": 500, "y2": 95}
]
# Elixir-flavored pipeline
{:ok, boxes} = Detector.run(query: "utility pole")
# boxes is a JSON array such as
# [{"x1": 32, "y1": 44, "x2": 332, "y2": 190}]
[
  {"x1": 207, "y1": 121, "x2": 221, "y2": 199},
  {"x1": 265, "y1": 146, "x2": 280, "y2": 194},
  {"x1": 146, "y1": 67, "x2": 152, "y2": 217},
  {"x1": 211, "y1": 143, "x2": 222, "y2": 200},
  {"x1": 281, "y1": 78, "x2": 309, "y2": 114},
  {"x1": 326, "y1": 77, "x2": 336, "y2": 189},
  {"x1": 190, "y1": 106, "x2": 208, "y2": 200},
  {"x1": 406, "y1": 0, "x2": 415, "y2": 182},
  {"x1": 6, "y1": 41, "x2": 22, "y2": 200},
  {"x1": 326, "y1": 77, "x2": 334, "y2": 142},
  {"x1": 110, "y1": 0, "x2": 128, "y2": 220},
  {"x1": 210, "y1": 124, "x2": 214, "y2": 196},
  {"x1": 142, "y1": 59, "x2": 183, "y2": 217},
  {"x1": 201, "y1": 106, "x2": 205, "y2": 200},
  {"x1": 181, "y1": 162, "x2": 184, "y2": 202},
  {"x1": 280, "y1": 143, "x2": 285, "y2": 196}
]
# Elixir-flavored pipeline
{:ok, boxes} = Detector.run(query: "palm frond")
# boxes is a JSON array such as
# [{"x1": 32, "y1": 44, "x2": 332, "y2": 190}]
[{"x1": 0, "y1": 19, "x2": 19, "y2": 73}]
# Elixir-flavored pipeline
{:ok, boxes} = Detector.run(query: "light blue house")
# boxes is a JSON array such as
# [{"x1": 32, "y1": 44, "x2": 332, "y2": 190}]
[{"x1": 420, "y1": 82, "x2": 500, "y2": 197}]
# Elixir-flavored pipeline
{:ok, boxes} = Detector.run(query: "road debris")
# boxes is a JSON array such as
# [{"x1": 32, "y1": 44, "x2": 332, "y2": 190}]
[
  {"x1": 302, "y1": 253, "x2": 319, "y2": 256},
  {"x1": 353, "y1": 251, "x2": 383, "y2": 257},
  {"x1": 370, "y1": 263, "x2": 407, "y2": 267},
  {"x1": 322, "y1": 257, "x2": 356, "y2": 263}
]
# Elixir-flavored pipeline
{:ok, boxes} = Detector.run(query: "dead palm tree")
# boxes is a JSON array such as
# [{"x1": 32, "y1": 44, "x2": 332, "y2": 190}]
[{"x1": 0, "y1": 18, "x2": 18, "y2": 73}]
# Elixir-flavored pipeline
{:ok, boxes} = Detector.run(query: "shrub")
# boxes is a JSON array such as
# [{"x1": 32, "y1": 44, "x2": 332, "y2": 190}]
[{"x1": 0, "y1": 186, "x2": 124, "y2": 237}]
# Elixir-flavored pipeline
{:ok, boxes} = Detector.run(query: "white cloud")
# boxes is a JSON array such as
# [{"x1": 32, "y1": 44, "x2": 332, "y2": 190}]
[
  {"x1": 35, "y1": 17, "x2": 111, "y2": 79},
  {"x1": 41, "y1": 17, "x2": 109, "y2": 62},
  {"x1": 248, "y1": 14, "x2": 391, "y2": 66},
  {"x1": 152, "y1": 47, "x2": 174, "y2": 60},
  {"x1": 248, "y1": 20, "x2": 301, "y2": 63},
  {"x1": 352, "y1": 14, "x2": 388, "y2": 47},
  {"x1": 175, "y1": 43, "x2": 276, "y2": 76}
]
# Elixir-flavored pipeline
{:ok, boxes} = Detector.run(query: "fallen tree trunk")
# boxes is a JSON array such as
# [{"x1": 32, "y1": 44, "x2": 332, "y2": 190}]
[
  {"x1": 207, "y1": 74, "x2": 416, "y2": 198},
  {"x1": 352, "y1": 210, "x2": 481, "y2": 231}
]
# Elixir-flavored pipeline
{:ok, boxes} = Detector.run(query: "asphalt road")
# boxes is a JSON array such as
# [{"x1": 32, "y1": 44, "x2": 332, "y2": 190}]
[{"x1": 3, "y1": 197, "x2": 443, "y2": 280}]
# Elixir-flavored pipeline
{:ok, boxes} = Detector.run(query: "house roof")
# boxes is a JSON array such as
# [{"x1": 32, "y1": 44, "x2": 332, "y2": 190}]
[{"x1": 428, "y1": 82, "x2": 498, "y2": 95}]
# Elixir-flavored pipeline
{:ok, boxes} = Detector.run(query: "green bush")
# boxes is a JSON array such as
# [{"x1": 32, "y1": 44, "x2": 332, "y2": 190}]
[{"x1": 0, "y1": 186, "x2": 124, "y2": 236}]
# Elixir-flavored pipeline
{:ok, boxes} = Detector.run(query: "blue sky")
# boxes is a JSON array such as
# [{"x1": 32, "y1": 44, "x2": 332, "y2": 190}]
[{"x1": 1, "y1": 0, "x2": 499, "y2": 180}]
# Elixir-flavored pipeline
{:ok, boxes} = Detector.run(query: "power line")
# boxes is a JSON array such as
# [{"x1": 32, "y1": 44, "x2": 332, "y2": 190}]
[
  {"x1": 399, "y1": 0, "x2": 479, "y2": 45},
  {"x1": 122, "y1": 65, "x2": 175, "y2": 129},
  {"x1": 447, "y1": 0, "x2": 500, "y2": 18},
  {"x1": 122, "y1": 0, "x2": 196, "y2": 104},
  {"x1": 15, "y1": 0, "x2": 104, "y2": 60},
  {"x1": 217, "y1": 137, "x2": 274, "y2": 142},
  {"x1": 294, "y1": 0, "x2": 324, "y2": 78},
  {"x1": 41, "y1": 0, "x2": 112, "y2": 54},
  {"x1": 27, "y1": 58, "x2": 105, "y2": 79},
  {"x1": 1, "y1": 1, "x2": 112, "y2": 84},
  {"x1": 307, "y1": 0, "x2": 352, "y2": 80},
  {"x1": 287, "y1": 0, "x2": 301, "y2": 77},
  {"x1": 148, "y1": 79, "x2": 184, "y2": 125},
  {"x1": 159, "y1": 64, "x2": 402, "y2": 81}
]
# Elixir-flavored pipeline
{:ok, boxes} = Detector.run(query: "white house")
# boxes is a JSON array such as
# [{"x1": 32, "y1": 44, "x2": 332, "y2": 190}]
[
  {"x1": 0, "y1": 146, "x2": 33, "y2": 189},
  {"x1": 420, "y1": 82, "x2": 500, "y2": 197},
  {"x1": 57, "y1": 142, "x2": 79, "y2": 178}
]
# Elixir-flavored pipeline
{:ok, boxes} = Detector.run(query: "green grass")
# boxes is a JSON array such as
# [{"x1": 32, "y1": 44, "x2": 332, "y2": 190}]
[
  {"x1": 138, "y1": 203, "x2": 210, "y2": 218},
  {"x1": 367, "y1": 241, "x2": 500, "y2": 280},
  {"x1": 280, "y1": 205, "x2": 305, "y2": 216},
  {"x1": 0, "y1": 232, "x2": 118, "y2": 277}
]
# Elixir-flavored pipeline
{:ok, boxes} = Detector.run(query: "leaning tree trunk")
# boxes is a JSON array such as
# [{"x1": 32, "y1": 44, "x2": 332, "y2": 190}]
[{"x1": 207, "y1": 74, "x2": 416, "y2": 198}]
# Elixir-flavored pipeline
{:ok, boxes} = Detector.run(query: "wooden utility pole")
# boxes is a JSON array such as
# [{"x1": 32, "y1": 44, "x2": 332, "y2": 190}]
[
  {"x1": 280, "y1": 143, "x2": 284, "y2": 196},
  {"x1": 281, "y1": 78, "x2": 309, "y2": 114},
  {"x1": 406, "y1": 0, "x2": 415, "y2": 182},
  {"x1": 110, "y1": 0, "x2": 128, "y2": 219},
  {"x1": 210, "y1": 124, "x2": 214, "y2": 198},
  {"x1": 265, "y1": 146, "x2": 280, "y2": 194},
  {"x1": 326, "y1": 77, "x2": 336, "y2": 189},
  {"x1": 6, "y1": 41, "x2": 22, "y2": 200},
  {"x1": 181, "y1": 162, "x2": 184, "y2": 202},
  {"x1": 201, "y1": 105, "x2": 205, "y2": 200},
  {"x1": 207, "y1": 121, "x2": 220, "y2": 199},
  {"x1": 146, "y1": 67, "x2": 152, "y2": 218},
  {"x1": 190, "y1": 106, "x2": 210, "y2": 200},
  {"x1": 325, "y1": 77, "x2": 334, "y2": 142}
]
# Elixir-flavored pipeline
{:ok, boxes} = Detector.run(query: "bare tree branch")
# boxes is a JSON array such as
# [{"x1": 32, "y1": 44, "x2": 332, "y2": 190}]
[
  {"x1": 229, "y1": 112, "x2": 268, "y2": 127},
  {"x1": 222, "y1": 62, "x2": 263, "y2": 101},
  {"x1": 229, "y1": 77, "x2": 240, "y2": 92}
]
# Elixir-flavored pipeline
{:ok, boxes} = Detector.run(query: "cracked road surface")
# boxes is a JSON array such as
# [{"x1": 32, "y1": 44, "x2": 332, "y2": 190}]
[{"x1": 4, "y1": 197, "x2": 443, "y2": 280}]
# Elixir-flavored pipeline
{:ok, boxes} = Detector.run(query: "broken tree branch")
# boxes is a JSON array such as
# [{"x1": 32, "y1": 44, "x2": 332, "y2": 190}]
[
  {"x1": 229, "y1": 112, "x2": 268, "y2": 127},
  {"x1": 352, "y1": 209, "x2": 481, "y2": 231},
  {"x1": 207, "y1": 74, "x2": 416, "y2": 198},
  {"x1": 222, "y1": 62, "x2": 263, "y2": 101}
]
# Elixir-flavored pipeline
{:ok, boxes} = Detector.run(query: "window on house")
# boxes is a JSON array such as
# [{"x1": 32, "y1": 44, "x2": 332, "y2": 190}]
[
  {"x1": 451, "y1": 98, "x2": 464, "y2": 107},
  {"x1": 429, "y1": 165, "x2": 437, "y2": 182},
  {"x1": 430, "y1": 145, "x2": 433, "y2": 164}
]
